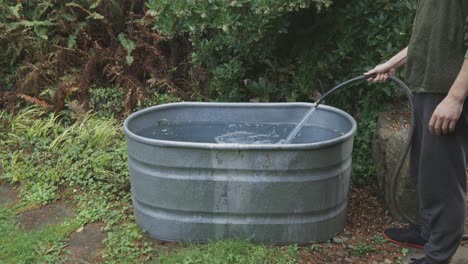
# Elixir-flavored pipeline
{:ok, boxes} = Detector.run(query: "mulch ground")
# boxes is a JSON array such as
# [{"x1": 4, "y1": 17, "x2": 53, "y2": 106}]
[
  {"x1": 297, "y1": 184, "x2": 407, "y2": 264},
  {"x1": 2, "y1": 179, "x2": 466, "y2": 263}
]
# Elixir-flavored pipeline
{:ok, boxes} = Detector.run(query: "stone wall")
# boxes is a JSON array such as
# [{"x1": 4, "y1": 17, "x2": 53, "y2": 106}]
[{"x1": 372, "y1": 111, "x2": 419, "y2": 222}]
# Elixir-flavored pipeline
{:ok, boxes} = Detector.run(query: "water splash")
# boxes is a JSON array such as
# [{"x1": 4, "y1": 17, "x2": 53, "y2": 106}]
[{"x1": 215, "y1": 130, "x2": 281, "y2": 144}]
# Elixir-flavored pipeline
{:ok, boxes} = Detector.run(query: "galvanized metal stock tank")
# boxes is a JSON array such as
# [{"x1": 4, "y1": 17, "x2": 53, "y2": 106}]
[{"x1": 123, "y1": 102, "x2": 357, "y2": 244}]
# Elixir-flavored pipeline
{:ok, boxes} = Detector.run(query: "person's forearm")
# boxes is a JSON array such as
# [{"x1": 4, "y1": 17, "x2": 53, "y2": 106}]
[
  {"x1": 365, "y1": 46, "x2": 408, "y2": 83},
  {"x1": 388, "y1": 47, "x2": 408, "y2": 69},
  {"x1": 447, "y1": 59, "x2": 468, "y2": 102}
]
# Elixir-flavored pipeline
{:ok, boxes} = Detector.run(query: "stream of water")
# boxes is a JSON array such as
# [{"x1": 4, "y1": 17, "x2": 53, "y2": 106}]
[{"x1": 283, "y1": 106, "x2": 318, "y2": 144}]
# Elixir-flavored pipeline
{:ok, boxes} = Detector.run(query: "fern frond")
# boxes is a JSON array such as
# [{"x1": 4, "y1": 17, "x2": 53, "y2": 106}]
[{"x1": 18, "y1": 94, "x2": 51, "y2": 109}]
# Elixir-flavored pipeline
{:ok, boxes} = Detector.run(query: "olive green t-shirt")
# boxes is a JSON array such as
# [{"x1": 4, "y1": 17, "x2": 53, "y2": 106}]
[{"x1": 405, "y1": 0, "x2": 468, "y2": 93}]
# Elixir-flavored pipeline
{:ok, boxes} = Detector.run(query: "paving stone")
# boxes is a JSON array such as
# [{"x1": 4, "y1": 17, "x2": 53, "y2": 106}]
[
  {"x1": 17, "y1": 202, "x2": 75, "y2": 231},
  {"x1": 0, "y1": 181, "x2": 17, "y2": 207},
  {"x1": 372, "y1": 111, "x2": 418, "y2": 221},
  {"x1": 452, "y1": 246, "x2": 468, "y2": 264},
  {"x1": 65, "y1": 223, "x2": 106, "y2": 263}
]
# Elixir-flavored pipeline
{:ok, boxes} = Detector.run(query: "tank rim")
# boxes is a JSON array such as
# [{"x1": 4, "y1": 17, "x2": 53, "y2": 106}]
[{"x1": 123, "y1": 102, "x2": 357, "y2": 150}]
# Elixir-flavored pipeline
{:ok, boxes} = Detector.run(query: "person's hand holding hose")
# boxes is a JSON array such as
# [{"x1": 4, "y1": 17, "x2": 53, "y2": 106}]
[
  {"x1": 364, "y1": 47, "x2": 408, "y2": 83},
  {"x1": 364, "y1": 62, "x2": 397, "y2": 83}
]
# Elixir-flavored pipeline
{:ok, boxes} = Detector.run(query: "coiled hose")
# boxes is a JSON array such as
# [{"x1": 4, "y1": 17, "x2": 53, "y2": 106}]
[{"x1": 314, "y1": 75, "x2": 468, "y2": 241}]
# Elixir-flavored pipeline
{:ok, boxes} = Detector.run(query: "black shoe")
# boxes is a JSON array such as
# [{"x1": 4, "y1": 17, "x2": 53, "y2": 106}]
[
  {"x1": 410, "y1": 257, "x2": 429, "y2": 264},
  {"x1": 383, "y1": 225, "x2": 428, "y2": 249}
]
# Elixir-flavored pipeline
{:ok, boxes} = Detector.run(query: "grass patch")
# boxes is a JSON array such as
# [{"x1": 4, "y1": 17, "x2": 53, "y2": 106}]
[
  {"x1": 0, "y1": 107, "x2": 153, "y2": 262},
  {"x1": 158, "y1": 240, "x2": 296, "y2": 264},
  {"x1": 0, "y1": 207, "x2": 78, "y2": 263}
]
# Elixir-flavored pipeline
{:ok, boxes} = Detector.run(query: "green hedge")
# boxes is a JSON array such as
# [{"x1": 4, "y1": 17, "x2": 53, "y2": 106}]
[
  {"x1": 146, "y1": 0, "x2": 332, "y2": 101},
  {"x1": 146, "y1": 0, "x2": 416, "y2": 106},
  {"x1": 297, "y1": 0, "x2": 416, "y2": 182},
  {"x1": 292, "y1": 0, "x2": 416, "y2": 102}
]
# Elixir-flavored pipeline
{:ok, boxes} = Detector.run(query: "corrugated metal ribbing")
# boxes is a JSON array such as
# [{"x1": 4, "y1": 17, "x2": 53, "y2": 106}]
[{"x1": 124, "y1": 103, "x2": 356, "y2": 244}]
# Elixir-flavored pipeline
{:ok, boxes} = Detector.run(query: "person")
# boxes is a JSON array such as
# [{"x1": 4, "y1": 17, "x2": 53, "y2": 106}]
[{"x1": 364, "y1": 1, "x2": 468, "y2": 263}]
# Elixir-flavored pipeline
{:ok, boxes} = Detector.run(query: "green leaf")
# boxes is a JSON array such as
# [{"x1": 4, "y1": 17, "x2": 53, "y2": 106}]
[
  {"x1": 67, "y1": 23, "x2": 85, "y2": 48},
  {"x1": 118, "y1": 33, "x2": 136, "y2": 52},
  {"x1": 11, "y1": 20, "x2": 55, "y2": 28},
  {"x1": 402, "y1": 248, "x2": 410, "y2": 256},
  {"x1": 34, "y1": 26, "x2": 49, "y2": 40},
  {"x1": 65, "y1": 2, "x2": 83, "y2": 8},
  {"x1": 118, "y1": 33, "x2": 136, "y2": 65},
  {"x1": 90, "y1": 0, "x2": 104, "y2": 9},
  {"x1": 125, "y1": 55, "x2": 134, "y2": 65},
  {"x1": 9, "y1": 3, "x2": 22, "y2": 19},
  {"x1": 87, "y1": 12, "x2": 105, "y2": 20}
]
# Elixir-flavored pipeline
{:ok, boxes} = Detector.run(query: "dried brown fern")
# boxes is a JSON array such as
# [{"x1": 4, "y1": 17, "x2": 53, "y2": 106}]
[
  {"x1": 54, "y1": 81, "x2": 79, "y2": 113},
  {"x1": 18, "y1": 94, "x2": 51, "y2": 109},
  {"x1": 3, "y1": 0, "x2": 194, "y2": 115}
]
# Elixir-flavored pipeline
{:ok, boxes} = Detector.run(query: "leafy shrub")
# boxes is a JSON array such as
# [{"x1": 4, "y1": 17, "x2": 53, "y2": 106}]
[
  {"x1": 147, "y1": 0, "x2": 332, "y2": 101},
  {"x1": 292, "y1": 0, "x2": 416, "y2": 99},
  {"x1": 290, "y1": 0, "x2": 417, "y2": 182},
  {"x1": 1, "y1": 107, "x2": 127, "y2": 204},
  {"x1": 89, "y1": 86, "x2": 125, "y2": 117}
]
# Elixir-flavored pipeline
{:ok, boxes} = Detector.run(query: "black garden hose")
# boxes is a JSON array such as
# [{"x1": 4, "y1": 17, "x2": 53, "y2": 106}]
[{"x1": 313, "y1": 75, "x2": 468, "y2": 241}]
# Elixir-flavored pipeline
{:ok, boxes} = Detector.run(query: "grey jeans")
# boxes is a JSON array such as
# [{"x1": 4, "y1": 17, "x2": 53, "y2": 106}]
[{"x1": 410, "y1": 93, "x2": 468, "y2": 264}]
